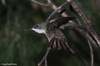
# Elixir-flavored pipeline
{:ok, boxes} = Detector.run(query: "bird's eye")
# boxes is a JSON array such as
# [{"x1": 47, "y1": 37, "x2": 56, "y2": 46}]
[
  {"x1": 36, "y1": 24, "x2": 39, "y2": 27},
  {"x1": 34, "y1": 24, "x2": 39, "y2": 28}
]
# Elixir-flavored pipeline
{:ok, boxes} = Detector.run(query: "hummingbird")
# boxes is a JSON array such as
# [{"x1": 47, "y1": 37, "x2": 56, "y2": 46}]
[{"x1": 31, "y1": 17, "x2": 75, "y2": 53}]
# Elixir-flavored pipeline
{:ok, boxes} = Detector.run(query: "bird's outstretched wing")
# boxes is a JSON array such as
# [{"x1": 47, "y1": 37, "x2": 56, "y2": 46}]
[
  {"x1": 49, "y1": 17, "x2": 75, "y2": 28},
  {"x1": 48, "y1": 28, "x2": 74, "y2": 53},
  {"x1": 46, "y1": 17, "x2": 75, "y2": 52}
]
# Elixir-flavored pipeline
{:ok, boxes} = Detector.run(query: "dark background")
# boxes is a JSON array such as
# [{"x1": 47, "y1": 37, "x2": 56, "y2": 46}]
[{"x1": 0, "y1": 0, "x2": 100, "y2": 66}]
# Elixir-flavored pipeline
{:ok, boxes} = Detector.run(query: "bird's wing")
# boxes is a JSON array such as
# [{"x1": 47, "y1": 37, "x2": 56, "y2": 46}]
[
  {"x1": 49, "y1": 17, "x2": 75, "y2": 28},
  {"x1": 60, "y1": 22, "x2": 85, "y2": 30},
  {"x1": 48, "y1": 28, "x2": 74, "y2": 53}
]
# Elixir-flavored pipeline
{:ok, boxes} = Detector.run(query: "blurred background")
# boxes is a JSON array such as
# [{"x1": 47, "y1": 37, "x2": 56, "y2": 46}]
[{"x1": 0, "y1": 0, "x2": 100, "y2": 66}]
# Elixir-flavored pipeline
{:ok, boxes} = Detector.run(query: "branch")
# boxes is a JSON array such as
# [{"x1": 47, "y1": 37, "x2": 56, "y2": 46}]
[
  {"x1": 67, "y1": 0, "x2": 100, "y2": 47},
  {"x1": 63, "y1": 23, "x2": 98, "y2": 66},
  {"x1": 73, "y1": 28, "x2": 94, "y2": 66},
  {"x1": 86, "y1": 34, "x2": 94, "y2": 66},
  {"x1": 47, "y1": 0, "x2": 69, "y2": 17},
  {"x1": 31, "y1": 0, "x2": 50, "y2": 6},
  {"x1": 45, "y1": 1, "x2": 68, "y2": 22},
  {"x1": 81, "y1": 30, "x2": 94, "y2": 66},
  {"x1": 38, "y1": 47, "x2": 51, "y2": 66}
]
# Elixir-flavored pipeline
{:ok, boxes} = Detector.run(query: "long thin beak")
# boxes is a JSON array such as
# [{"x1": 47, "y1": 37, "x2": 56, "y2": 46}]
[{"x1": 24, "y1": 28, "x2": 32, "y2": 31}]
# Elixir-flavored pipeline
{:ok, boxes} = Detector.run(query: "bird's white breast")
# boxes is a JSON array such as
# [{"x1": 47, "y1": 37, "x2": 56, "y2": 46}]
[{"x1": 32, "y1": 28, "x2": 45, "y2": 34}]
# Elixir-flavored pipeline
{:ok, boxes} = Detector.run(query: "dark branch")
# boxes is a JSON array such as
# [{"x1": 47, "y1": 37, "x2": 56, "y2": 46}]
[
  {"x1": 31, "y1": 0, "x2": 50, "y2": 6},
  {"x1": 67, "y1": 0, "x2": 100, "y2": 47},
  {"x1": 81, "y1": 30, "x2": 94, "y2": 66},
  {"x1": 86, "y1": 34, "x2": 94, "y2": 66},
  {"x1": 45, "y1": 2, "x2": 68, "y2": 22},
  {"x1": 38, "y1": 47, "x2": 51, "y2": 66},
  {"x1": 74, "y1": 28, "x2": 94, "y2": 66},
  {"x1": 63, "y1": 22, "x2": 96, "y2": 66},
  {"x1": 47, "y1": 0, "x2": 69, "y2": 17}
]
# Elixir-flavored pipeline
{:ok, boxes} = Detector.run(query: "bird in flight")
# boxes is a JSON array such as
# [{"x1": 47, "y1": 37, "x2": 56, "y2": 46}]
[{"x1": 31, "y1": 17, "x2": 75, "y2": 53}]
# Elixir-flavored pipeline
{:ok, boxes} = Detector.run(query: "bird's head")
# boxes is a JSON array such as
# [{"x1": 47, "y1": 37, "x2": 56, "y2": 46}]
[{"x1": 31, "y1": 22, "x2": 47, "y2": 34}]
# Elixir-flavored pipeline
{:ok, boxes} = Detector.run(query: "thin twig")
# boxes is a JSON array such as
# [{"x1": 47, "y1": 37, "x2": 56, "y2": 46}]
[
  {"x1": 83, "y1": 31, "x2": 94, "y2": 66},
  {"x1": 74, "y1": 28, "x2": 94, "y2": 66},
  {"x1": 47, "y1": 0, "x2": 69, "y2": 17},
  {"x1": 62, "y1": 23, "x2": 95, "y2": 66},
  {"x1": 86, "y1": 34, "x2": 94, "y2": 66},
  {"x1": 45, "y1": 1, "x2": 68, "y2": 22},
  {"x1": 45, "y1": 59, "x2": 48, "y2": 66},
  {"x1": 38, "y1": 47, "x2": 51, "y2": 66},
  {"x1": 31, "y1": 0, "x2": 50, "y2": 6}
]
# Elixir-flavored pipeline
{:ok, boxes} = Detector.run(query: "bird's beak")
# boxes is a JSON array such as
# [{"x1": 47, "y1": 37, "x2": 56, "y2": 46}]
[{"x1": 24, "y1": 28, "x2": 32, "y2": 31}]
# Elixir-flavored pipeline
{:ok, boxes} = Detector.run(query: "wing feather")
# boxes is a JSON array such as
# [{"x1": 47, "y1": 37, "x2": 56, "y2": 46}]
[
  {"x1": 57, "y1": 39, "x2": 61, "y2": 50},
  {"x1": 49, "y1": 17, "x2": 75, "y2": 28},
  {"x1": 48, "y1": 28, "x2": 74, "y2": 53},
  {"x1": 47, "y1": 17, "x2": 75, "y2": 53}
]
